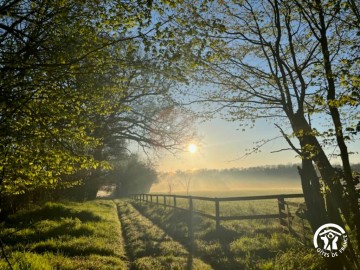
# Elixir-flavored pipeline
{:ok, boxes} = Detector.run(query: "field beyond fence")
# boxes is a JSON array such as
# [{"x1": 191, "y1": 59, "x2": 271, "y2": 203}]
[{"x1": 131, "y1": 193, "x2": 311, "y2": 244}]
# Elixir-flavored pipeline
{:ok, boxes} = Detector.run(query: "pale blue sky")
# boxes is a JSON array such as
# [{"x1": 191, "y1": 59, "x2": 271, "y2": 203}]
[{"x1": 157, "y1": 116, "x2": 360, "y2": 172}]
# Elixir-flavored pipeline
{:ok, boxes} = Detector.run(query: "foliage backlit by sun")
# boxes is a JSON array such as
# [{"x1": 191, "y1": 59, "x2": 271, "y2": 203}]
[{"x1": 188, "y1": 143, "x2": 198, "y2": 153}]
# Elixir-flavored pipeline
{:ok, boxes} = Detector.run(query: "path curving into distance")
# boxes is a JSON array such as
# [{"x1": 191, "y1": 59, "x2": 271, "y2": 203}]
[{"x1": 115, "y1": 200, "x2": 212, "y2": 270}]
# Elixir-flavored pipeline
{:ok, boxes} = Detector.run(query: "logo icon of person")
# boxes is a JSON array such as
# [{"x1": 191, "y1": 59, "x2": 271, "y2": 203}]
[{"x1": 319, "y1": 229, "x2": 342, "y2": 251}]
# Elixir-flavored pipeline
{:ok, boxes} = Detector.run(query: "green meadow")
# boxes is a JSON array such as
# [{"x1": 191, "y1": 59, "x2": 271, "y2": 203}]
[
  {"x1": 0, "y1": 197, "x2": 326, "y2": 270},
  {"x1": 131, "y1": 196, "x2": 326, "y2": 270},
  {"x1": 0, "y1": 200, "x2": 127, "y2": 270}
]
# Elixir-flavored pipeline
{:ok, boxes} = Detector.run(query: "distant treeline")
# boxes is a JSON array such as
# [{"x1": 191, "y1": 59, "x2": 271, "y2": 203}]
[
  {"x1": 185, "y1": 163, "x2": 360, "y2": 182},
  {"x1": 151, "y1": 164, "x2": 360, "y2": 193},
  {"x1": 192, "y1": 165, "x2": 301, "y2": 182}
]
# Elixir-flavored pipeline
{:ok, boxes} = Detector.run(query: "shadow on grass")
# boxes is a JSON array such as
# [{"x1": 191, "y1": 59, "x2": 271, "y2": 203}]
[
  {"x1": 6, "y1": 202, "x2": 101, "y2": 225},
  {"x1": 32, "y1": 242, "x2": 115, "y2": 257},
  {"x1": 131, "y1": 202, "x2": 248, "y2": 270},
  {"x1": 2, "y1": 202, "x2": 102, "y2": 249},
  {"x1": 2, "y1": 220, "x2": 95, "y2": 246},
  {"x1": 202, "y1": 226, "x2": 238, "y2": 243}
]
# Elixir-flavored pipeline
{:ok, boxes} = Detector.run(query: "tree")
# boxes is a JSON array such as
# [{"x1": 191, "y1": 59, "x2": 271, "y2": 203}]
[
  {"x1": 0, "y1": 0, "x2": 146, "y2": 199},
  {"x1": 0, "y1": 0, "x2": 196, "y2": 211},
  {"x1": 111, "y1": 154, "x2": 158, "y2": 197},
  {"x1": 163, "y1": 0, "x2": 359, "y2": 267},
  {"x1": 79, "y1": 82, "x2": 195, "y2": 200},
  {"x1": 160, "y1": 171, "x2": 177, "y2": 195},
  {"x1": 176, "y1": 170, "x2": 192, "y2": 195},
  {"x1": 293, "y1": 0, "x2": 360, "y2": 255}
]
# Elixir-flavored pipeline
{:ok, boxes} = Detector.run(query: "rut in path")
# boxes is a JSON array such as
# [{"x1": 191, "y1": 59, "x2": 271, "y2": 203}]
[{"x1": 115, "y1": 200, "x2": 212, "y2": 270}]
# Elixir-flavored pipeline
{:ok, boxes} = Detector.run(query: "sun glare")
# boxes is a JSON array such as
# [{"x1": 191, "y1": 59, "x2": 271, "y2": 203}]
[{"x1": 188, "y1": 143, "x2": 198, "y2": 153}]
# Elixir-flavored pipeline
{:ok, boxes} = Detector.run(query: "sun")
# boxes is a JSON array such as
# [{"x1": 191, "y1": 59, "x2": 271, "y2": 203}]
[{"x1": 188, "y1": 143, "x2": 198, "y2": 153}]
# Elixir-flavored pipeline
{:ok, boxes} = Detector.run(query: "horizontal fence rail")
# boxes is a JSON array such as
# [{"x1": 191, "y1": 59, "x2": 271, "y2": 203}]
[{"x1": 130, "y1": 193, "x2": 306, "y2": 238}]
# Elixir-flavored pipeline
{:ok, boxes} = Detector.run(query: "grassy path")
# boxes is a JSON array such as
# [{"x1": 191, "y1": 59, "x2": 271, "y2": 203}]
[{"x1": 115, "y1": 200, "x2": 212, "y2": 270}]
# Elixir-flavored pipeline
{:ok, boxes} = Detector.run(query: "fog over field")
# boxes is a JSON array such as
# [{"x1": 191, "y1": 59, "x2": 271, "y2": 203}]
[
  {"x1": 151, "y1": 163, "x2": 360, "y2": 195},
  {"x1": 151, "y1": 164, "x2": 303, "y2": 195}
]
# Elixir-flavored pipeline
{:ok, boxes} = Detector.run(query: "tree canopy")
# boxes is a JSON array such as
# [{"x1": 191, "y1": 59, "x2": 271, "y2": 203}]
[{"x1": 0, "y1": 0, "x2": 195, "y2": 207}]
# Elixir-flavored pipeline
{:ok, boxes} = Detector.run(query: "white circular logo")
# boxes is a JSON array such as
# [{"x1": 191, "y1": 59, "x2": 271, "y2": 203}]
[{"x1": 313, "y1": 223, "x2": 348, "y2": 258}]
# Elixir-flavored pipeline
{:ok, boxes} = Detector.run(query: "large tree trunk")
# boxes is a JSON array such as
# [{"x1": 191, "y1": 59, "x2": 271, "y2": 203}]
[
  {"x1": 290, "y1": 113, "x2": 344, "y2": 220},
  {"x1": 289, "y1": 112, "x2": 354, "y2": 269},
  {"x1": 297, "y1": 159, "x2": 326, "y2": 231}
]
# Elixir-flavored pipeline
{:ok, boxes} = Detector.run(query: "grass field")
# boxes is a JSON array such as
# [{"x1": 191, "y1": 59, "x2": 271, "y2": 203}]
[
  {"x1": 0, "y1": 199, "x2": 212, "y2": 270},
  {"x1": 131, "y1": 192, "x2": 326, "y2": 270},
  {"x1": 0, "y1": 200, "x2": 127, "y2": 270},
  {"x1": 0, "y1": 195, "x2": 326, "y2": 270},
  {"x1": 149, "y1": 189, "x2": 304, "y2": 217}
]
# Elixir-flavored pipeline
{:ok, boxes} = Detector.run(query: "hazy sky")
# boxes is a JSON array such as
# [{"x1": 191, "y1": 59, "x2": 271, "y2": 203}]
[{"x1": 157, "y1": 117, "x2": 360, "y2": 172}]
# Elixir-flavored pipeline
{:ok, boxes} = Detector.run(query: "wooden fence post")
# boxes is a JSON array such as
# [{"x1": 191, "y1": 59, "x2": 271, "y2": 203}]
[
  {"x1": 173, "y1": 195, "x2": 177, "y2": 208},
  {"x1": 188, "y1": 196, "x2": 194, "y2": 256},
  {"x1": 299, "y1": 203, "x2": 307, "y2": 244},
  {"x1": 285, "y1": 203, "x2": 292, "y2": 231},
  {"x1": 164, "y1": 195, "x2": 167, "y2": 208},
  {"x1": 215, "y1": 198, "x2": 220, "y2": 234},
  {"x1": 156, "y1": 195, "x2": 159, "y2": 205},
  {"x1": 278, "y1": 196, "x2": 287, "y2": 227}
]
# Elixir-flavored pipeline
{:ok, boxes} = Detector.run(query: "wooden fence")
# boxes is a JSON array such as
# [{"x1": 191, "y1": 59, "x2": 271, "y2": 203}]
[{"x1": 130, "y1": 193, "x2": 307, "y2": 238}]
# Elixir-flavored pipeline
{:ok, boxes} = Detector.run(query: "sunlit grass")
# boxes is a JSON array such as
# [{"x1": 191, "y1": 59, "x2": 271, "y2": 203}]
[
  {"x1": 0, "y1": 197, "x2": 322, "y2": 269},
  {"x1": 116, "y1": 200, "x2": 212, "y2": 270},
  {"x1": 131, "y1": 198, "x2": 325, "y2": 270},
  {"x1": 0, "y1": 200, "x2": 127, "y2": 270}
]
